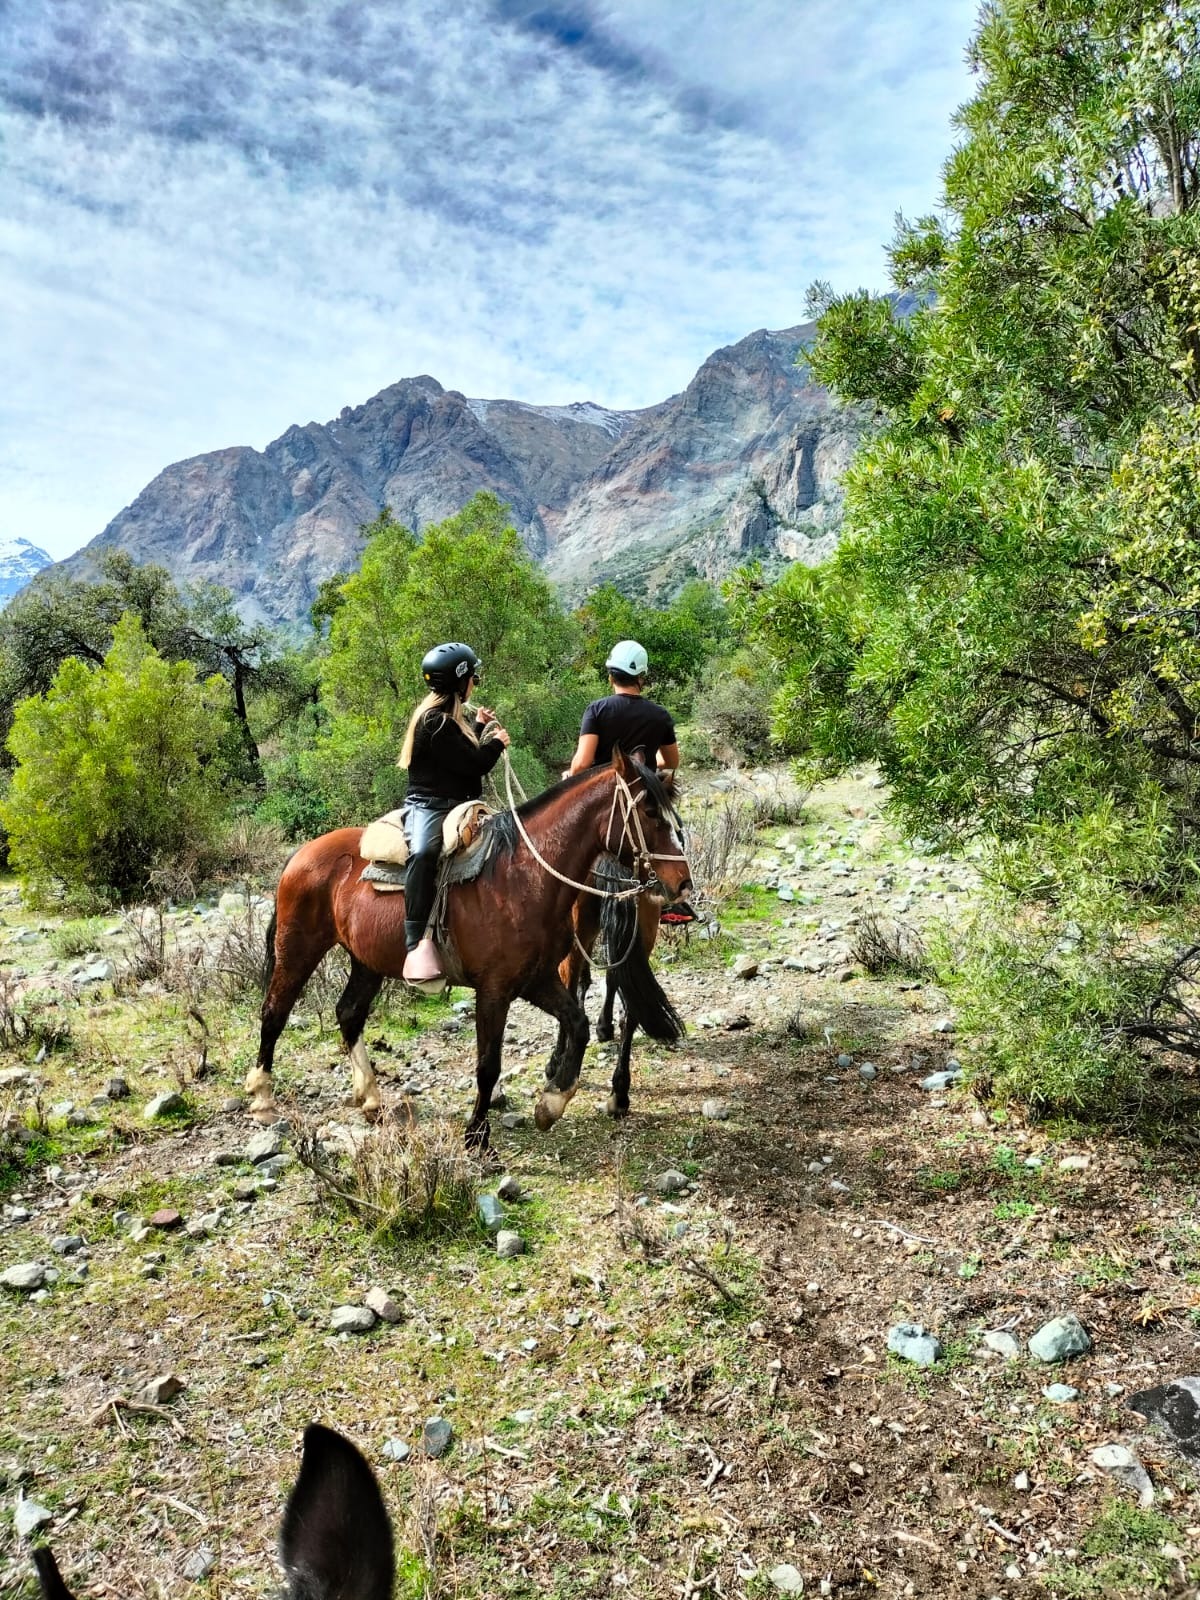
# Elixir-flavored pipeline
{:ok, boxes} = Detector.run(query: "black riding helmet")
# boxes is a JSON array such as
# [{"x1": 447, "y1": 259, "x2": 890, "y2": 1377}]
[{"x1": 421, "y1": 642, "x2": 481, "y2": 696}]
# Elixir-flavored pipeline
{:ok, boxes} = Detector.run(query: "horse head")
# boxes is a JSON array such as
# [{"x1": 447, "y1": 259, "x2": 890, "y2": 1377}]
[
  {"x1": 607, "y1": 747, "x2": 693, "y2": 904},
  {"x1": 33, "y1": 1426, "x2": 394, "y2": 1600}
]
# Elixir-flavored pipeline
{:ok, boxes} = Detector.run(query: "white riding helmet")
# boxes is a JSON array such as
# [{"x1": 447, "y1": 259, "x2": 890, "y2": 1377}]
[{"x1": 605, "y1": 639, "x2": 649, "y2": 677}]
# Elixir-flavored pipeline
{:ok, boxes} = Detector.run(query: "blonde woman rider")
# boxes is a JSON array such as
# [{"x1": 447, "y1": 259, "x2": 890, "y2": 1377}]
[{"x1": 398, "y1": 642, "x2": 510, "y2": 986}]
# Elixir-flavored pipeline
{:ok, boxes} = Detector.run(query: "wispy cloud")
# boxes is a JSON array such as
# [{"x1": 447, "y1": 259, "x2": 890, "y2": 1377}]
[{"x1": 0, "y1": 0, "x2": 976, "y2": 558}]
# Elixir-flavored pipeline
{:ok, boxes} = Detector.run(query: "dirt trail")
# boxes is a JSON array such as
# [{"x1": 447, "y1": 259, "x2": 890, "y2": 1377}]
[{"x1": 0, "y1": 771, "x2": 1198, "y2": 1599}]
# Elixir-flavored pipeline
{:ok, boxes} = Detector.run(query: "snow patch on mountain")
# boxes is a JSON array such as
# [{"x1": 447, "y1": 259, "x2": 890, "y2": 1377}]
[{"x1": 0, "y1": 538, "x2": 53, "y2": 606}]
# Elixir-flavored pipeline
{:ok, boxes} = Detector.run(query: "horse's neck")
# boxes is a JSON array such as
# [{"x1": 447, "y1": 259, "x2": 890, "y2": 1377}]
[{"x1": 515, "y1": 774, "x2": 616, "y2": 895}]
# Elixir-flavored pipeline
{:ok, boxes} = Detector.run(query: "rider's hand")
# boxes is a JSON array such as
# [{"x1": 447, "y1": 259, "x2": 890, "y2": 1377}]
[
  {"x1": 493, "y1": 726, "x2": 511, "y2": 747},
  {"x1": 475, "y1": 705, "x2": 496, "y2": 724}
]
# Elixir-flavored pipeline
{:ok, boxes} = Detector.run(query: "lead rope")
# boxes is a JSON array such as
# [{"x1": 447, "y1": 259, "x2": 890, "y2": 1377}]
[{"x1": 500, "y1": 750, "x2": 643, "y2": 901}]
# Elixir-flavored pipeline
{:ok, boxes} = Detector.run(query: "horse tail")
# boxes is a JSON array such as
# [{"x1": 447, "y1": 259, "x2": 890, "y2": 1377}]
[
  {"x1": 598, "y1": 863, "x2": 684, "y2": 1043},
  {"x1": 262, "y1": 906, "x2": 278, "y2": 995}
]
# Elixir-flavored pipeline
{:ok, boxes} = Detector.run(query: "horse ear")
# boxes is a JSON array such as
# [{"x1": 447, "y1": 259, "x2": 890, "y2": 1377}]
[
  {"x1": 280, "y1": 1425, "x2": 395, "y2": 1600},
  {"x1": 660, "y1": 768, "x2": 677, "y2": 794},
  {"x1": 32, "y1": 1549, "x2": 76, "y2": 1600},
  {"x1": 611, "y1": 744, "x2": 629, "y2": 777}
]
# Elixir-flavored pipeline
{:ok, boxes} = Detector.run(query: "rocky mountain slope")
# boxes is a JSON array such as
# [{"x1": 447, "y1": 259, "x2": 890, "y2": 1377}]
[
  {"x1": 0, "y1": 538, "x2": 53, "y2": 607},
  {"x1": 56, "y1": 321, "x2": 869, "y2": 624}
]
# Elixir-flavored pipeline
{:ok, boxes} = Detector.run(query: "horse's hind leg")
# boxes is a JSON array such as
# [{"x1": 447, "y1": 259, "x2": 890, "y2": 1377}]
[
  {"x1": 337, "y1": 957, "x2": 385, "y2": 1118},
  {"x1": 247, "y1": 924, "x2": 334, "y2": 1122},
  {"x1": 606, "y1": 1004, "x2": 636, "y2": 1119}
]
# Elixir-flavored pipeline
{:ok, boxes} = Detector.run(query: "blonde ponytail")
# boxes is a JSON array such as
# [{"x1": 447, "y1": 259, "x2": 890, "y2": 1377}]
[{"x1": 398, "y1": 690, "x2": 480, "y2": 768}]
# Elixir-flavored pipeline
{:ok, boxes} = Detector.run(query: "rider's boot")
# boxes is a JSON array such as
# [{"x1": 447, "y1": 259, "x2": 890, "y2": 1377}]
[{"x1": 403, "y1": 919, "x2": 446, "y2": 994}]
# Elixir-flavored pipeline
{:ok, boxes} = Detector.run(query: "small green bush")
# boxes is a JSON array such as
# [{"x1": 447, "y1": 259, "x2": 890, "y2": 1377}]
[
  {"x1": 692, "y1": 662, "x2": 774, "y2": 766},
  {"x1": 3, "y1": 614, "x2": 234, "y2": 903},
  {"x1": 48, "y1": 918, "x2": 107, "y2": 959}
]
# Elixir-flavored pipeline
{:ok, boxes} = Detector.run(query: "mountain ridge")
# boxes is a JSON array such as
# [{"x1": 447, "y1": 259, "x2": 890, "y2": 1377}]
[{"x1": 50, "y1": 321, "x2": 868, "y2": 623}]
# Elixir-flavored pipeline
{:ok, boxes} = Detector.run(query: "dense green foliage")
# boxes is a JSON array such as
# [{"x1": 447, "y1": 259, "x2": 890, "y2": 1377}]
[
  {"x1": 3, "y1": 616, "x2": 232, "y2": 902},
  {"x1": 744, "y1": 0, "x2": 1200, "y2": 1117},
  {"x1": 0, "y1": 493, "x2": 737, "y2": 894}
]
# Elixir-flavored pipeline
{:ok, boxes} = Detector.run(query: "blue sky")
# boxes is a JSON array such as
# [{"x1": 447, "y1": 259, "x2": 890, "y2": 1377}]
[{"x1": 1, "y1": 0, "x2": 978, "y2": 559}]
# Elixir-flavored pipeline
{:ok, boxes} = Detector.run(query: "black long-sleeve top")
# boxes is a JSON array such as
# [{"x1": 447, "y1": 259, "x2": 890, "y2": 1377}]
[{"x1": 405, "y1": 713, "x2": 504, "y2": 805}]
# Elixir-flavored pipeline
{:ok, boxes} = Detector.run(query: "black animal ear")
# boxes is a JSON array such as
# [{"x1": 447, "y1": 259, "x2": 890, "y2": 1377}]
[
  {"x1": 32, "y1": 1548, "x2": 76, "y2": 1600},
  {"x1": 280, "y1": 1425, "x2": 395, "y2": 1600}
]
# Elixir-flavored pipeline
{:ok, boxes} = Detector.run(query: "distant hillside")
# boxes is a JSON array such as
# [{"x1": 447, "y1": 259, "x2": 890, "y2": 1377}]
[{"x1": 51, "y1": 322, "x2": 874, "y2": 624}]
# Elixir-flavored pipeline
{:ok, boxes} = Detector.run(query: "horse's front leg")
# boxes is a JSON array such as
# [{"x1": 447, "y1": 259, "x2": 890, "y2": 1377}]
[
  {"x1": 596, "y1": 970, "x2": 618, "y2": 1044},
  {"x1": 466, "y1": 990, "x2": 510, "y2": 1150},
  {"x1": 528, "y1": 972, "x2": 590, "y2": 1130}
]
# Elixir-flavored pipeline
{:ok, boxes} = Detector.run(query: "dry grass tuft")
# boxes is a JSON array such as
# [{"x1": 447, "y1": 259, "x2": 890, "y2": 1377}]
[
  {"x1": 685, "y1": 798, "x2": 757, "y2": 908},
  {"x1": 851, "y1": 912, "x2": 930, "y2": 978},
  {"x1": 295, "y1": 1111, "x2": 481, "y2": 1242}
]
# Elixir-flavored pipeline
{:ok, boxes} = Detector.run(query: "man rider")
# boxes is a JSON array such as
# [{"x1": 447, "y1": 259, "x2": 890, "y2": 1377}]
[{"x1": 565, "y1": 640, "x2": 680, "y2": 777}]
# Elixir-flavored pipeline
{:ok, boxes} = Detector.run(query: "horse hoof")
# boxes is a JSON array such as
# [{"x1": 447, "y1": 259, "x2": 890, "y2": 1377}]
[
  {"x1": 605, "y1": 1094, "x2": 630, "y2": 1120},
  {"x1": 535, "y1": 1087, "x2": 576, "y2": 1130},
  {"x1": 595, "y1": 1021, "x2": 614, "y2": 1044},
  {"x1": 358, "y1": 1100, "x2": 382, "y2": 1124},
  {"x1": 248, "y1": 1102, "x2": 282, "y2": 1125},
  {"x1": 464, "y1": 1122, "x2": 491, "y2": 1153}
]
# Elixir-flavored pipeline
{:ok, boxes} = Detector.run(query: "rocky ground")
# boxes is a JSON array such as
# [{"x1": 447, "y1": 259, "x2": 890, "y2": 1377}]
[{"x1": 1, "y1": 771, "x2": 1198, "y2": 1599}]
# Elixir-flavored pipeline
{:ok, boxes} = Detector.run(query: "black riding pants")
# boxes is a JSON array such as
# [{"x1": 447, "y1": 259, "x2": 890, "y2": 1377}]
[{"x1": 404, "y1": 801, "x2": 453, "y2": 949}]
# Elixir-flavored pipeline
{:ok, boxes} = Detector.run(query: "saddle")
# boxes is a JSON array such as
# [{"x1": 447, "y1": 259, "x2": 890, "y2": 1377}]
[{"x1": 360, "y1": 801, "x2": 492, "y2": 892}]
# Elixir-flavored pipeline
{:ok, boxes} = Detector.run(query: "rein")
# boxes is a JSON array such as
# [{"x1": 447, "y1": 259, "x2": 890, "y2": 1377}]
[{"x1": 500, "y1": 752, "x2": 685, "y2": 902}]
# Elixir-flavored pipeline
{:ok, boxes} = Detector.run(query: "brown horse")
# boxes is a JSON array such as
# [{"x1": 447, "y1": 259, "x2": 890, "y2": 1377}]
[
  {"x1": 246, "y1": 752, "x2": 693, "y2": 1143},
  {"x1": 562, "y1": 872, "x2": 675, "y2": 1118}
]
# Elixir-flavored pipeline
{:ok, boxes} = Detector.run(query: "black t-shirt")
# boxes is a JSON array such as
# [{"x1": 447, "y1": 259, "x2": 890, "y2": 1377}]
[
  {"x1": 406, "y1": 714, "x2": 504, "y2": 805},
  {"x1": 580, "y1": 694, "x2": 676, "y2": 767}
]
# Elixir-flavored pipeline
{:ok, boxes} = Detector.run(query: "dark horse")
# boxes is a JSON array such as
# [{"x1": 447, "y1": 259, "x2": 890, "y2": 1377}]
[
  {"x1": 246, "y1": 752, "x2": 693, "y2": 1143},
  {"x1": 562, "y1": 868, "x2": 679, "y2": 1117}
]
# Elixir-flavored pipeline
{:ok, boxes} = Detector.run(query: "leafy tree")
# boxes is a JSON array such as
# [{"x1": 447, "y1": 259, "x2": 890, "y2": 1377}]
[
  {"x1": 315, "y1": 494, "x2": 585, "y2": 812},
  {"x1": 574, "y1": 579, "x2": 728, "y2": 704},
  {"x1": 0, "y1": 551, "x2": 294, "y2": 780},
  {"x1": 744, "y1": 0, "x2": 1200, "y2": 1115},
  {"x1": 3, "y1": 615, "x2": 233, "y2": 902}
]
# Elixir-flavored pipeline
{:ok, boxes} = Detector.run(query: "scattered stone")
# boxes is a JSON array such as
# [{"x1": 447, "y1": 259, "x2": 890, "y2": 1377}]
[
  {"x1": 500, "y1": 1112, "x2": 527, "y2": 1130},
  {"x1": 76, "y1": 960, "x2": 112, "y2": 987},
  {"x1": 510, "y1": 1408, "x2": 535, "y2": 1425},
  {"x1": 0, "y1": 1067, "x2": 30, "y2": 1088},
  {"x1": 487, "y1": 1084, "x2": 504, "y2": 1105},
  {"x1": 1128, "y1": 1378, "x2": 1200, "y2": 1458},
  {"x1": 496, "y1": 1230, "x2": 525, "y2": 1259},
  {"x1": 232, "y1": 1180, "x2": 258, "y2": 1202},
  {"x1": 1059, "y1": 1154, "x2": 1091, "y2": 1171},
  {"x1": 655, "y1": 1169, "x2": 689, "y2": 1196},
  {"x1": 1091, "y1": 1443, "x2": 1154, "y2": 1506},
  {"x1": 128, "y1": 1224, "x2": 152, "y2": 1244},
  {"x1": 364, "y1": 1287, "x2": 404, "y2": 1324},
  {"x1": 932, "y1": 1018, "x2": 955, "y2": 1033},
  {"x1": 496, "y1": 1174, "x2": 522, "y2": 1203},
  {"x1": 1043, "y1": 1383, "x2": 1080, "y2": 1404},
  {"x1": 14, "y1": 1497, "x2": 52, "y2": 1539},
  {"x1": 181, "y1": 1546, "x2": 216, "y2": 1582},
  {"x1": 256, "y1": 1155, "x2": 292, "y2": 1181},
  {"x1": 218, "y1": 892, "x2": 248, "y2": 917},
  {"x1": 138, "y1": 1374, "x2": 186, "y2": 1405},
  {"x1": 836, "y1": 1053, "x2": 852, "y2": 1068},
  {"x1": 920, "y1": 1069, "x2": 963, "y2": 1092},
  {"x1": 982, "y1": 1330, "x2": 1021, "y2": 1361},
  {"x1": 1014, "y1": 1470, "x2": 1030, "y2": 1492},
  {"x1": 330, "y1": 1305, "x2": 376, "y2": 1334},
  {"x1": 186, "y1": 1211, "x2": 223, "y2": 1240},
  {"x1": 382, "y1": 1438, "x2": 411, "y2": 1462},
  {"x1": 422, "y1": 1417, "x2": 453, "y2": 1458},
  {"x1": 49, "y1": 1100, "x2": 75, "y2": 1121},
  {"x1": 144, "y1": 1091, "x2": 186, "y2": 1120},
  {"x1": 105, "y1": 1077, "x2": 130, "y2": 1100},
  {"x1": 219, "y1": 1096, "x2": 242, "y2": 1114},
  {"x1": 49, "y1": 1235, "x2": 84, "y2": 1256},
  {"x1": 858, "y1": 1062, "x2": 877, "y2": 1082},
  {"x1": 245, "y1": 1126, "x2": 286, "y2": 1164},
  {"x1": 477, "y1": 1194, "x2": 506, "y2": 1234},
  {"x1": 148, "y1": 1208, "x2": 183, "y2": 1230},
  {"x1": 768, "y1": 1564, "x2": 805, "y2": 1594},
  {"x1": 213, "y1": 1151, "x2": 241, "y2": 1167},
  {"x1": 701, "y1": 1099, "x2": 729, "y2": 1121},
  {"x1": 1028, "y1": 1313, "x2": 1091, "y2": 1363},
  {"x1": 731, "y1": 954, "x2": 759, "y2": 980},
  {"x1": 887, "y1": 1323, "x2": 942, "y2": 1368},
  {"x1": 1, "y1": 1263, "x2": 46, "y2": 1293}
]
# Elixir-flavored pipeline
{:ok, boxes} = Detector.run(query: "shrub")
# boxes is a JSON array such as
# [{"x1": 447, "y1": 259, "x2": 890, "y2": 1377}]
[
  {"x1": 691, "y1": 663, "x2": 773, "y2": 767},
  {"x1": 852, "y1": 913, "x2": 929, "y2": 978},
  {"x1": 3, "y1": 615, "x2": 234, "y2": 904}
]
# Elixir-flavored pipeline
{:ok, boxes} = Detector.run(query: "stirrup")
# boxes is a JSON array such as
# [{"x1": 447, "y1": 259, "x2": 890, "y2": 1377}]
[
  {"x1": 403, "y1": 937, "x2": 446, "y2": 995},
  {"x1": 405, "y1": 974, "x2": 447, "y2": 996}
]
